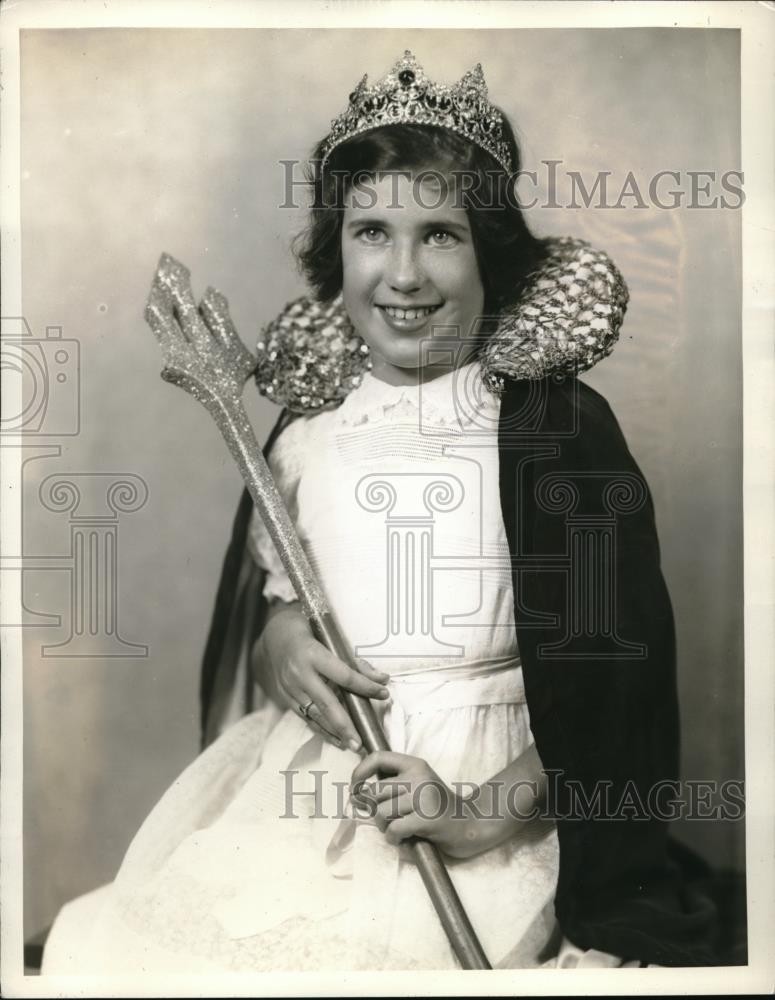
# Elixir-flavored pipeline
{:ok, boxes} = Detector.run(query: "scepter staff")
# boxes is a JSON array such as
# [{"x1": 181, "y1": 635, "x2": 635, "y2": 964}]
[{"x1": 144, "y1": 253, "x2": 491, "y2": 971}]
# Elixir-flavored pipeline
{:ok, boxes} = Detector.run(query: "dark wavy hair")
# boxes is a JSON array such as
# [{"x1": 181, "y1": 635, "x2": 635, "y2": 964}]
[{"x1": 294, "y1": 116, "x2": 549, "y2": 316}]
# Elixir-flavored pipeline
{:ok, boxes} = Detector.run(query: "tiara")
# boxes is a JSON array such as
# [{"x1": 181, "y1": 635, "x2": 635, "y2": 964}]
[{"x1": 320, "y1": 51, "x2": 513, "y2": 174}]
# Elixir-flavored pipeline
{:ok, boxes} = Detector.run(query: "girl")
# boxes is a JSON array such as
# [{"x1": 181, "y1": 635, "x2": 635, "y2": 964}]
[{"x1": 43, "y1": 51, "x2": 716, "y2": 973}]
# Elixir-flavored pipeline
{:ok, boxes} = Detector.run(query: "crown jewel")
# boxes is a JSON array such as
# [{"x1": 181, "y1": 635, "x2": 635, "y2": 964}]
[{"x1": 320, "y1": 51, "x2": 513, "y2": 173}]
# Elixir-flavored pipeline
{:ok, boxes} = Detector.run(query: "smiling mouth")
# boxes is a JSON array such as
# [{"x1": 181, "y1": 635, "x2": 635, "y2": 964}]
[{"x1": 378, "y1": 304, "x2": 442, "y2": 320}]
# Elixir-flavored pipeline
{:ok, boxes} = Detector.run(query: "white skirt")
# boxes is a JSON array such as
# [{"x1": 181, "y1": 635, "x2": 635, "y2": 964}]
[{"x1": 42, "y1": 660, "x2": 638, "y2": 973}]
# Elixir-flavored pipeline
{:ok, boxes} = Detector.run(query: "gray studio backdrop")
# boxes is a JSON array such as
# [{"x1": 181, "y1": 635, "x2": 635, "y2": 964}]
[{"x1": 19, "y1": 28, "x2": 742, "y2": 939}]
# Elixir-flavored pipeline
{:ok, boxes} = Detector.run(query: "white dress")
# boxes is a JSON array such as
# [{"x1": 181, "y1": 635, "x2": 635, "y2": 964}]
[{"x1": 43, "y1": 361, "x2": 640, "y2": 973}]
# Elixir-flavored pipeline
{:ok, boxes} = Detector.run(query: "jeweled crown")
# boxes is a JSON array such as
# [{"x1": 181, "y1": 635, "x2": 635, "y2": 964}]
[{"x1": 320, "y1": 51, "x2": 513, "y2": 174}]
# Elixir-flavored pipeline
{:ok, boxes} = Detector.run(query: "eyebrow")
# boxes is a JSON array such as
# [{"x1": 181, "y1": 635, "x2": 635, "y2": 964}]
[{"x1": 344, "y1": 217, "x2": 470, "y2": 236}]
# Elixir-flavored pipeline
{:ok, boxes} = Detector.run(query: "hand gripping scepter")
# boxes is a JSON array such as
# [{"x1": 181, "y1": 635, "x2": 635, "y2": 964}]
[{"x1": 144, "y1": 254, "x2": 491, "y2": 971}]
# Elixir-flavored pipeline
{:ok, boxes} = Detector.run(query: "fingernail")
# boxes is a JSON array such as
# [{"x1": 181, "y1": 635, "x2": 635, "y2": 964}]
[
  {"x1": 348, "y1": 738, "x2": 361, "y2": 753},
  {"x1": 378, "y1": 689, "x2": 390, "y2": 699}
]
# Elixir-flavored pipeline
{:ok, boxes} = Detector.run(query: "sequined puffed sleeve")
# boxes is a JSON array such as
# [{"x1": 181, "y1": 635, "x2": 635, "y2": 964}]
[{"x1": 246, "y1": 419, "x2": 306, "y2": 604}]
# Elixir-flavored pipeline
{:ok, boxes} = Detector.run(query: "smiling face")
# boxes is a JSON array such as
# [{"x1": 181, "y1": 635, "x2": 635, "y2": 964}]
[{"x1": 341, "y1": 173, "x2": 485, "y2": 385}]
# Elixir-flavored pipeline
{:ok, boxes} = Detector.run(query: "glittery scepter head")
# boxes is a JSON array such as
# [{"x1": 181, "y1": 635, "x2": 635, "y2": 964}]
[{"x1": 320, "y1": 51, "x2": 513, "y2": 175}]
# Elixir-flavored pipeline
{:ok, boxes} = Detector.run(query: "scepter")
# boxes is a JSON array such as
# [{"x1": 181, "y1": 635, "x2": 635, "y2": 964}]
[{"x1": 144, "y1": 253, "x2": 491, "y2": 971}]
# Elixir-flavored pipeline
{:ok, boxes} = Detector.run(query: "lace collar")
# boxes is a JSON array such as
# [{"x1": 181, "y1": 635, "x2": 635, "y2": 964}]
[
  {"x1": 335, "y1": 359, "x2": 489, "y2": 430},
  {"x1": 254, "y1": 236, "x2": 628, "y2": 416}
]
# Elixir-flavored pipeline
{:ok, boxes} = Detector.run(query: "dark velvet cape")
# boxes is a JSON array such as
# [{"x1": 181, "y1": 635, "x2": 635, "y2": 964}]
[{"x1": 199, "y1": 372, "x2": 725, "y2": 967}]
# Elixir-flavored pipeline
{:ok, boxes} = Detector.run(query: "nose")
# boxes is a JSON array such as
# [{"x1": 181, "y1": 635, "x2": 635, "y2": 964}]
[{"x1": 385, "y1": 240, "x2": 422, "y2": 295}]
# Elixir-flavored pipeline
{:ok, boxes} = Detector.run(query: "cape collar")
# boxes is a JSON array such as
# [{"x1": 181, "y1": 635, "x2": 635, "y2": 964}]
[{"x1": 254, "y1": 236, "x2": 628, "y2": 415}]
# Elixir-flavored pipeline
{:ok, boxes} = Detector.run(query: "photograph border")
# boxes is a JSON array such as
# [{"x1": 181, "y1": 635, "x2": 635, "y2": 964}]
[{"x1": 1, "y1": 1, "x2": 772, "y2": 996}]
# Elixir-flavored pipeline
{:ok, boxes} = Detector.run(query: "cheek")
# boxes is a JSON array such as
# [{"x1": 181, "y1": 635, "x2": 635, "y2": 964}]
[
  {"x1": 438, "y1": 251, "x2": 485, "y2": 313},
  {"x1": 341, "y1": 244, "x2": 379, "y2": 301}
]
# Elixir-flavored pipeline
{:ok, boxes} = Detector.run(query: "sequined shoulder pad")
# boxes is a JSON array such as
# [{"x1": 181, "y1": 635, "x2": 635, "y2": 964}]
[{"x1": 254, "y1": 236, "x2": 628, "y2": 414}]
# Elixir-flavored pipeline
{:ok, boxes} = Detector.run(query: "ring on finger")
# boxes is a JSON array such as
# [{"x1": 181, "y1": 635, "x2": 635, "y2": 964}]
[{"x1": 298, "y1": 699, "x2": 315, "y2": 719}]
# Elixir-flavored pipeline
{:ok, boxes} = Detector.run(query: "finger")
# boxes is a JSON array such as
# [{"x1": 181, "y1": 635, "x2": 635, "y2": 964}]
[
  {"x1": 349, "y1": 781, "x2": 378, "y2": 818},
  {"x1": 354, "y1": 658, "x2": 391, "y2": 685},
  {"x1": 276, "y1": 674, "x2": 306, "y2": 715},
  {"x1": 350, "y1": 776, "x2": 411, "y2": 810},
  {"x1": 350, "y1": 791, "x2": 388, "y2": 832},
  {"x1": 369, "y1": 776, "x2": 414, "y2": 804},
  {"x1": 300, "y1": 674, "x2": 364, "y2": 752},
  {"x1": 311, "y1": 647, "x2": 390, "y2": 701},
  {"x1": 351, "y1": 751, "x2": 412, "y2": 785},
  {"x1": 384, "y1": 814, "x2": 425, "y2": 847},
  {"x1": 376, "y1": 792, "x2": 415, "y2": 823},
  {"x1": 284, "y1": 685, "x2": 354, "y2": 752},
  {"x1": 292, "y1": 699, "x2": 355, "y2": 752},
  {"x1": 277, "y1": 662, "x2": 332, "y2": 718},
  {"x1": 304, "y1": 716, "x2": 344, "y2": 750},
  {"x1": 283, "y1": 682, "x2": 342, "y2": 738},
  {"x1": 278, "y1": 677, "x2": 338, "y2": 740}
]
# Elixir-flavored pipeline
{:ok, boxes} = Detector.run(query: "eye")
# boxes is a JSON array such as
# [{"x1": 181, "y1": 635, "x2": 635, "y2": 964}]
[
  {"x1": 426, "y1": 229, "x2": 458, "y2": 247},
  {"x1": 357, "y1": 226, "x2": 386, "y2": 244}
]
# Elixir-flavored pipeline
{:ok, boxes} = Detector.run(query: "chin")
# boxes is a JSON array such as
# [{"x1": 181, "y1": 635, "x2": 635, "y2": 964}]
[
  {"x1": 365, "y1": 336, "x2": 422, "y2": 369},
  {"x1": 385, "y1": 345, "x2": 423, "y2": 366}
]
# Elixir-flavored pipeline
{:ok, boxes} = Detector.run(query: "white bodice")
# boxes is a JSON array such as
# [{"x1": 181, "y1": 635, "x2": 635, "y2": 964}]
[{"x1": 248, "y1": 359, "x2": 519, "y2": 673}]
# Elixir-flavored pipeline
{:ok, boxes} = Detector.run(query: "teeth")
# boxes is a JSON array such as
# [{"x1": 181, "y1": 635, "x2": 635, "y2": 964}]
[{"x1": 382, "y1": 306, "x2": 439, "y2": 320}]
